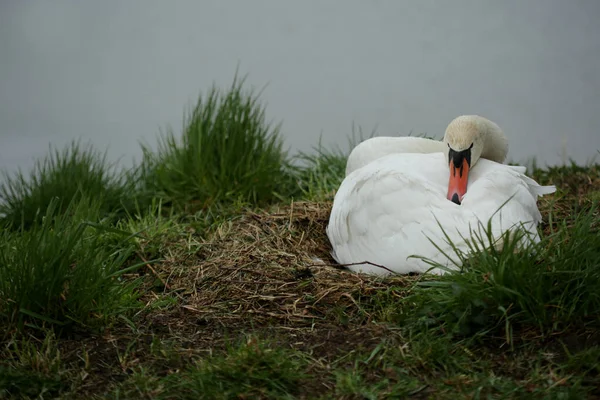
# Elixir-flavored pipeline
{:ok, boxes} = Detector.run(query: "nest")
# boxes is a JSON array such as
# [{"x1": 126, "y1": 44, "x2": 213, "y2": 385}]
[{"x1": 139, "y1": 201, "x2": 417, "y2": 353}]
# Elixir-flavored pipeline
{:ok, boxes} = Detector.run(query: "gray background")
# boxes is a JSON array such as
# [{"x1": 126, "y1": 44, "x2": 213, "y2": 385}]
[{"x1": 1, "y1": 0, "x2": 599, "y2": 175}]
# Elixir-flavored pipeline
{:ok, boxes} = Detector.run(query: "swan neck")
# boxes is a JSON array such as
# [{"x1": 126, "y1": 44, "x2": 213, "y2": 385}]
[{"x1": 477, "y1": 117, "x2": 508, "y2": 164}]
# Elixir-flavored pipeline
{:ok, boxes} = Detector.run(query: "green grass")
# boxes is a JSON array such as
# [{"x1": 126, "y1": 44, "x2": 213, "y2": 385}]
[
  {"x1": 0, "y1": 74, "x2": 599, "y2": 399},
  {"x1": 0, "y1": 140, "x2": 134, "y2": 230},
  {"x1": 115, "y1": 197, "x2": 182, "y2": 261},
  {"x1": 138, "y1": 73, "x2": 293, "y2": 213},
  {"x1": 397, "y1": 205, "x2": 600, "y2": 344},
  {"x1": 291, "y1": 142, "x2": 348, "y2": 201},
  {"x1": 326, "y1": 334, "x2": 591, "y2": 399},
  {"x1": 0, "y1": 196, "x2": 142, "y2": 331},
  {"x1": 129, "y1": 337, "x2": 305, "y2": 400},
  {"x1": 0, "y1": 332, "x2": 70, "y2": 399}
]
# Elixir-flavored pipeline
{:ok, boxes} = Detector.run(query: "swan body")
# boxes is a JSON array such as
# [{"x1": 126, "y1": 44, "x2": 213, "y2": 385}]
[
  {"x1": 346, "y1": 136, "x2": 446, "y2": 176},
  {"x1": 327, "y1": 115, "x2": 555, "y2": 276}
]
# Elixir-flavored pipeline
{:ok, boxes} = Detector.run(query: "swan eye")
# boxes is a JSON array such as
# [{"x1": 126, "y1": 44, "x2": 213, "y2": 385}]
[{"x1": 469, "y1": 143, "x2": 474, "y2": 149}]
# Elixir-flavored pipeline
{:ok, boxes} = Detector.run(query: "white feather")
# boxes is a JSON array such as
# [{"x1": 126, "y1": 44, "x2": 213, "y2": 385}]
[{"x1": 327, "y1": 152, "x2": 555, "y2": 276}]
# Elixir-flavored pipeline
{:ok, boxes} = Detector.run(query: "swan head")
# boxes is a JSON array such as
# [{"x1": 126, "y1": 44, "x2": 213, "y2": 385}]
[{"x1": 442, "y1": 115, "x2": 508, "y2": 205}]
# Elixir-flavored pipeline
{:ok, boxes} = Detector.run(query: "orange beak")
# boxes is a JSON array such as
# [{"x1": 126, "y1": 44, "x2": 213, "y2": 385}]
[{"x1": 446, "y1": 147, "x2": 471, "y2": 205}]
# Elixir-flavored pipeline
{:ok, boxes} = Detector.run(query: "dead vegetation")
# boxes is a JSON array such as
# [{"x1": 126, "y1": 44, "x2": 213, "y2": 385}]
[{"x1": 136, "y1": 200, "x2": 417, "y2": 353}]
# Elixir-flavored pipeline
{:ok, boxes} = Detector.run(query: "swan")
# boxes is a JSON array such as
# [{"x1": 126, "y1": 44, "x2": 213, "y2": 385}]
[{"x1": 326, "y1": 115, "x2": 556, "y2": 276}]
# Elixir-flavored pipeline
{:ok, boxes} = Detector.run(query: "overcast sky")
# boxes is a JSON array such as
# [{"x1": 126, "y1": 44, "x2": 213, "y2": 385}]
[{"x1": 1, "y1": 0, "x2": 599, "y2": 175}]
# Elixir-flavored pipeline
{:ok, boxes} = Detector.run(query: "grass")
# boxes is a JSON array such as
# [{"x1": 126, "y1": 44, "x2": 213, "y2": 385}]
[
  {"x1": 0, "y1": 332, "x2": 72, "y2": 399},
  {"x1": 0, "y1": 196, "x2": 142, "y2": 332},
  {"x1": 292, "y1": 141, "x2": 350, "y2": 201},
  {"x1": 1, "y1": 75, "x2": 599, "y2": 399},
  {"x1": 400, "y1": 204, "x2": 600, "y2": 344},
  {"x1": 119, "y1": 336, "x2": 307, "y2": 399},
  {"x1": 0, "y1": 140, "x2": 134, "y2": 230},
  {"x1": 138, "y1": 73, "x2": 293, "y2": 213}
]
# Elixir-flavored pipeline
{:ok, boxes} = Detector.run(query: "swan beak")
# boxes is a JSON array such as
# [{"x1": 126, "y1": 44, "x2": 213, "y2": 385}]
[{"x1": 447, "y1": 148, "x2": 471, "y2": 205}]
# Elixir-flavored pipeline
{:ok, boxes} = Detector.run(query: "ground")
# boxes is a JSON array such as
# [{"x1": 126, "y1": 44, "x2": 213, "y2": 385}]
[{"x1": 1, "y1": 164, "x2": 600, "y2": 399}]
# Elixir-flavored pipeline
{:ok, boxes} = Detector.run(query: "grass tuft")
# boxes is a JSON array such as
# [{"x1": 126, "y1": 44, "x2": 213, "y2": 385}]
[
  {"x1": 291, "y1": 141, "x2": 348, "y2": 201},
  {"x1": 401, "y1": 203, "x2": 600, "y2": 344},
  {"x1": 0, "y1": 332, "x2": 69, "y2": 399},
  {"x1": 139, "y1": 74, "x2": 291, "y2": 212},
  {"x1": 0, "y1": 197, "x2": 142, "y2": 331},
  {"x1": 0, "y1": 140, "x2": 133, "y2": 230}
]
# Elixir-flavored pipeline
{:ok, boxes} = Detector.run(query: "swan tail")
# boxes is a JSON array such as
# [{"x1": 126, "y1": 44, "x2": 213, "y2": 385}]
[
  {"x1": 521, "y1": 175, "x2": 556, "y2": 198},
  {"x1": 532, "y1": 184, "x2": 557, "y2": 197}
]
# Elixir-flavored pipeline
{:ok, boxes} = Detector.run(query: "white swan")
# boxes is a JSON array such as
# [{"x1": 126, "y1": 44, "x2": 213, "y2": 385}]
[{"x1": 327, "y1": 115, "x2": 556, "y2": 276}]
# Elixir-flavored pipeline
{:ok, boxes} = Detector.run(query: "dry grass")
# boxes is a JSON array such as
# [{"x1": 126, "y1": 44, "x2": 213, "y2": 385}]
[
  {"x1": 534, "y1": 164, "x2": 600, "y2": 209},
  {"x1": 136, "y1": 201, "x2": 417, "y2": 353}
]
